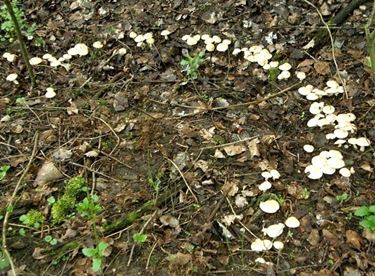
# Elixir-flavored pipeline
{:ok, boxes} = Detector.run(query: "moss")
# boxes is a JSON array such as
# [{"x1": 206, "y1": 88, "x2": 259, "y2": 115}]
[{"x1": 19, "y1": 209, "x2": 45, "y2": 228}]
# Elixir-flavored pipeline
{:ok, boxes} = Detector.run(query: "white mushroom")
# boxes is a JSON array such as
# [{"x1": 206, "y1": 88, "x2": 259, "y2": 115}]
[
  {"x1": 304, "y1": 164, "x2": 323, "y2": 179},
  {"x1": 322, "y1": 105, "x2": 335, "y2": 114},
  {"x1": 277, "y1": 70, "x2": 291, "y2": 80},
  {"x1": 129, "y1": 31, "x2": 137, "y2": 39},
  {"x1": 339, "y1": 167, "x2": 351, "y2": 177},
  {"x1": 298, "y1": 85, "x2": 313, "y2": 96},
  {"x1": 258, "y1": 181, "x2": 272, "y2": 192},
  {"x1": 262, "y1": 223, "x2": 285, "y2": 238},
  {"x1": 309, "y1": 102, "x2": 324, "y2": 115},
  {"x1": 356, "y1": 137, "x2": 371, "y2": 151},
  {"x1": 3, "y1": 52, "x2": 16, "y2": 62},
  {"x1": 278, "y1": 62, "x2": 292, "y2": 71},
  {"x1": 251, "y1": 238, "x2": 273, "y2": 252},
  {"x1": 270, "y1": 169, "x2": 280, "y2": 180},
  {"x1": 295, "y1": 71, "x2": 306, "y2": 80},
  {"x1": 45, "y1": 87, "x2": 56, "y2": 98},
  {"x1": 93, "y1": 41, "x2": 104, "y2": 49},
  {"x1": 216, "y1": 42, "x2": 229, "y2": 52},
  {"x1": 334, "y1": 129, "x2": 349, "y2": 139},
  {"x1": 285, "y1": 216, "x2": 300, "y2": 228},
  {"x1": 74, "y1": 43, "x2": 89, "y2": 56},
  {"x1": 6, "y1": 73, "x2": 18, "y2": 82},
  {"x1": 259, "y1": 199, "x2": 280, "y2": 213},
  {"x1": 273, "y1": 241, "x2": 284, "y2": 250},
  {"x1": 206, "y1": 43, "x2": 215, "y2": 52},
  {"x1": 29, "y1": 57, "x2": 43, "y2": 65},
  {"x1": 160, "y1": 29, "x2": 171, "y2": 39},
  {"x1": 303, "y1": 144, "x2": 314, "y2": 153},
  {"x1": 232, "y1": 48, "x2": 241, "y2": 55},
  {"x1": 186, "y1": 36, "x2": 199, "y2": 46},
  {"x1": 212, "y1": 35, "x2": 221, "y2": 43}
]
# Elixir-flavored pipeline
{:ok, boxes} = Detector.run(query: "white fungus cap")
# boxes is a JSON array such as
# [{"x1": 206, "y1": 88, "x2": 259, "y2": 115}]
[
  {"x1": 222, "y1": 39, "x2": 231, "y2": 45},
  {"x1": 93, "y1": 41, "x2": 104, "y2": 49},
  {"x1": 285, "y1": 216, "x2": 300, "y2": 228},
  {"x1": 273, "y1": 241, "x2": 284, "y2": 250},
  {"x1": 304, "y1": 164, "x2": 323, "y2": 179},
  {"x1": 129, "y1": 31, "x2": 137, "y2": 39},
  {"x1": 259, "y1": 199, "x2": 280, "y2": 213},
  {"x1": 303, "y1": 144, "x2": 314, "y2": 153},
  {"x1": 3, "y1": 52, "x2": 16, "y2": 62},
  {"x1": 356, "y1": 137, "x2": 371, "y2": 151},
  {"x1": 160, "y1": 29, "x2": 171, "y2": 38},
  {"x1": 306, "y1": 93, "x2": 319, "y2": 101},
  {"x1": 201, "y1": 34, "x2": 210, "y2": 41},
  {"x1": 270, "y1": 169, "x2": 280, "y2": 180},
  {"x1": 134, "y1": 34, "x2": 145, "y2": 43},
  {"x1": 295, "y1": 71, "x2": 306, "y2": 80},
  {"x1": 258, "y1": 181, "x2": 272, "y2": 192},
  {"x1": 6, "y1": 73, "x2": 18, "y2": 82},
  {"x1": 261, "y1": 171, "x2": 272, "y2": 180},
  {"x1": 232, "y1": 48, "x2": 241, "y2": 55},
  {"x1": 322, "y1": 105, "x2": 335, "y2": 114},
  {"x1": 339, "y1": 167, "x2": 351, "y2": 177},
  {"x1": 212, "y1": 35, "x2": 221, "y2": 43},
  {"x1": 309, "y1": 102, "x2": 324, "y2": 115},
  {"x1": 29, "y1": 57, "x2": 43, "y2": 65},
  {"x1": 206, "y1": 43, "x2": 215, "y2": 52},
  {"x1": 298, "y1": 85, "x2": 314, "y2": 96},
  {"x1": 262, "y1": 223, "x2": 285, "y2": 238},
  {"x1": 333, "y1": 129, "x2": 349, "y2": 139},
  {"x1": 277, "y1": 70, "x2": 291, "y2": 80},
  {"x1": 181, "y1": 34, "x2": 190, "y2": 41},
  {"x1": 269, "y1": 61, "x2": 279, "y2": 68},
  {"x1": 279, "y1": 62, "x2": 292, "y2": 71},
  {"x1": 42, "y1": 53, "x2": 53, "y2": 60},
  {"x1": 74, "y1": 43, "x2": 89, "y2": 56},
  {"x1": 186, "y1": 36, "x2": 199, "y2": 46},
  {"x1": 45, "y1": 87, "x2": 56, "y2": 98},
  {"x1": 251, "y1": 239, "x2": 273, "y2": 252},
  {"x1": 216, "y1": 42, "x2": 229, "y2": 52}
]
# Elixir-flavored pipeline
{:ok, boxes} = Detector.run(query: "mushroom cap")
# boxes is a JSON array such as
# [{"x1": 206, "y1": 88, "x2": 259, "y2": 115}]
[
  {"x1": 261, "y1": 171, "x2": 272, "y2": 180},
  {"x1": 277, "y1": 70, "x2": 291, "y2": 80},
  {"x1": 326, "y1": 80, "x2": 339, "y2": 88},
  {"x1": 322, "y1": 105, "x2": 335, "y2": 114},
  {"x1": 45, "y1": 87, "x2": 56, "y2": 98},
  {"x1": 306, "y1": 93, "x2": 319, "y2": 101},
  {"x1": 134, "y1": 34, "x2": 145, "y2": 43},
  {"x1": 222, "y1": 39, "x2": 231, "y2": 45},
  {"x1": 262, "y1": 223, "x2": 285, "y2": 238},
  {"x1": 232, "y1": 48, "x2": 241, "y2": 55},
  {"x1": 259, "y1": 199, "x2": 280, "y2": 213},
  {"x1": 273, "y1": 241, "x2": 284, "y2": 250},
  {"x1": 270, "y1": 169, "x2": 280, "y2": 180},
  {"x1": 295, "y1": 71, "x2": 306, "y2": 80},
  {"x1": 356, "y1": 137, "x2": 370, "y2": 147},
  {"x1": 74, "y1": 43, "x2": 89, "y2": 56},
  {"x1": 334, "y1": 129, "x2": 349, "y2": 139},
  {"x1": 298, "y1": 85, "x2": 313, "y2": 96},
  {"x1": 278, "y1": 62, "x2": 292, "y2": 71},
  {"x1": 258, "y1": 181, "x2": 272, "y2": 192},
  {"x1": 285, "y1": 216, "x2": 300, "y2": 228},
  {"x1": 251, "y1": 239, "x2": 272, "y2": 252},
  {"x1": 326, "y1": 133, "x2": 336, "y2": 140},
  {"x1": 160, "y1": 29, "x2": 171, "y2": 36},
  {"x1": 212, "y1": 35, "x2": 222, "y2": 43},
  {"x1": 339, "y1": 167, "x2": 351, "y2": 177},
  {"x1": 29, "y1": 57, "x2": 43, "y2": 65},
  {"x1": 201, "y1": 34, "x2": 210, "y2": 40},
  {"x1": 6, "y1": 73, "x2": 18, "y2": 81},
  {"x1": 309, "y1": 102, "x2": 324, "y2": 115},
  {"x1": 206, "y1": 43, "x2": 215, "y2": 52},
  {"x1": 129, "y1": 31, "x2": 137, "y2": 39},
  {"x1": 216, "y1": 42, "x2": 229, "y2": 52},
  {"x1": 186, "y1": 36, "x2": 199, "y2": 46},
  {"x1": 303, "y1": 144, "x2": 314, "y2": 153},
  {"x1": 311, "y1": 155, "x2": 328, "y2": 168},
  {"x1": 93, "y1": 41, "x2": 104, "y2": 49},
  {"x1": 304, "y1": 164, "x2": 323, "y2": 179},
  {"x1": 327, "y1": 157, "x2": 345, "y2": 169}
]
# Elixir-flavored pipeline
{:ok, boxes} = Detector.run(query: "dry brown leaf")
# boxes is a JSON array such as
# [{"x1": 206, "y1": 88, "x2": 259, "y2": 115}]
[
  {"x1": 247, "y1": 138, "x2": 260, "y2": 159},
  {"x1": 223, "y1": 144, "x2": 246, "y2": 156},
  {"x1": 345, "y1": 230, "x2": 362, "y2": 249},
  {"x1": 33, "y1": 161, "x2": 64, "y2": 186},
  {"x1": 167, "y1": 252, "x2": 192, "y2": 267},
  {"x1": 314, "y1": 61, "x2": 331, "y2": 75},
  {"x1": 221, "y1": 180, "x2": 239, "y2": 196}
]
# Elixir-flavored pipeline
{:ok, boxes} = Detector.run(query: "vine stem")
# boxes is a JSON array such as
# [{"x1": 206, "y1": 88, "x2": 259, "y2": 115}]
[{"x1": 3, "y1": 0, "x2": 36, "y2": 88}]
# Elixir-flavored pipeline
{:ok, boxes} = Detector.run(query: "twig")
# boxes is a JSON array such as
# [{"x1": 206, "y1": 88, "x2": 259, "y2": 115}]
[
  {"x1": 200, "y1": 136, "x2": 258, "y2": 150},
  {"x1": 164, "y1": 156, "x2": 199, "y2": 204},
  {"x1": 91, "y1": 115, "x2": 120, "y2": 155},
  {"x1": 146, "y1": 240, "x2": 158, "y2": 270},
  {"x1": 302, "y1": 0, "x2": 348, "y2": 98},
  {"x1": 2, "y1": 132, "x2": 39, "y2": 276},
  {"x1": 127, "y1": 210, "x2": 157, "y2": 266}
]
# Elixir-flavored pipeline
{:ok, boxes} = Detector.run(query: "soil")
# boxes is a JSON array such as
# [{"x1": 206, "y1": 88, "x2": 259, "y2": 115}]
[{"x1": 0, "y1": 0, "x2": 374, "y2": 275}]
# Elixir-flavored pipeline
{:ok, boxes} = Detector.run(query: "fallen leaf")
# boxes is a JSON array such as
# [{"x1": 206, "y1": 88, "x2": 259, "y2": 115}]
[
  {"x1": 223, "y1": 144, "x2": 246, "y2": 156},
  {"x1": 221, "y1": 180, "x2": 239, "y2": 196},
  {"x1": 314, "y1": 61, "x2": 331, "y2": 75},
  {"x1": 167, "y1": 252, "x2": 192, "y2": 266},
  {"x1": 34, "y1": 161, "x2": 64, "y2": 186},
  {"x1": 247, "y1": 138, "x2": 260, "y2": 159},
  {"x1": 346, "y1": 230, "x2": 362, "y2": 249}
]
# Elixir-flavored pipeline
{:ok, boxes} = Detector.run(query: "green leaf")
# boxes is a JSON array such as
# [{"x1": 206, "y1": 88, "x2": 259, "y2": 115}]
[
  {"x1": 360, "y1": 216, "x2": 375, "y2": 232},
  {"x1": 82, "y1": 247, "x2": 96, "y2": 257},
  {"x1": 47, "y1": 196, "x2": 56, "y2": 205},
  {"x1": 354, "y1": 206, "x2": 369, "y2": 217},
  {"x1": 0, "y1": 254, "x2": 9, "y2": 270},
  {"x1": 369, "y1": 205, "x2": 375, "y2": 213},
  {"x1": 133, "y1": 233, "x2": 147, "y2": 244},
  {"x1": 97, "y1": 242, "x2": 108, "y2": 254},
  {"x1": 92, "y1": 257, "x2": 102, "y2": 272},
  {"x1": 44, "y1": 235, "x2": 52, "y2": 242},
  {"x1": 0, "y1": 165, "x2": 10, "y2": 181}
]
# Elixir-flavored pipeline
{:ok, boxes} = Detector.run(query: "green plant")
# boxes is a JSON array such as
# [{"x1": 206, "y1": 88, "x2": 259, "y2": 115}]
[
  {"x1": 0, "y1": 250, "x2": 9, "y2": 270},
  {"x1": 0, "y1": 165, "x2": 10, "y2": 181},
  {"x1": 51, "y1": 176, "x2": 87, "y2": 224},
  {"x1": 76, "y1": 194, "x2": 103, "y2": 219},
  {"x1": 82, "y1": 241, "x2": 108, "y2": 272},
  {"x1": 133, "y1": 233, "x2": 148, "y2": 244},
  {"x1": 268, "y1": 67, "x2": 279, "y2": 82},
  {"x1": 0, "y1": 0, "x2": 36, "y2": 42},
  {"x1": 19, "y1": 209, "x2": 45, "y2": 229},
  {"x1": 336, "y1": 192, "x2": 349, "y2": 204},
  {"x1": 354, "y1": 205, "x2": 375, "y2": 232},
  {"x1": 44, "y1": 235, "x2": 58, "y2": 246},
  {"x1": 180, "y1": 51, "x2": 204, "y2": 81}
]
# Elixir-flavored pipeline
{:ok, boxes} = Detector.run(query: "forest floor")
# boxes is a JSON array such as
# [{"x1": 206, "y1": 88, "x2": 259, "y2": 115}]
[{"x1": 0, "y1": 0, "x2": 374, "y2": 275}]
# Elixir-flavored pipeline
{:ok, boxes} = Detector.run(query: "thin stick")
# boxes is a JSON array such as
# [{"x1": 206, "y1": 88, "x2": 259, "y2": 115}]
[
  {"x1": 302, "y1": 0, "x2": 348, "y2": 98},
  {"x1": 146, "y1": 240, "x2": 158, "y2": 270},
  {"x1": 127, "y1": 210, "x2": 157, "y2": 266},
  {"x1": 200, "y1": 136, "x2": 258, "y2": 150},
  {"x1": 2, "y1": 132, "x2": 39, "y2": 276},
  {"x1": 164, "y1": 156, "x2": 199, "y2": 204}
]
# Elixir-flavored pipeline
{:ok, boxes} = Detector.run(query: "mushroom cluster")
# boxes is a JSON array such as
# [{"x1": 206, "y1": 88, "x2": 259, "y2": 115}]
[
  {"x1": 130, "y1": 31, "x2": 155, "y2": 47},
  {"x1": 304, "y1": 150, "x2": 354, "y2": 179},
  {"x1": 3, "y1": 52, "x2": 16, "y2": 62},
  {"x1": 258, "y1": 169, "x2": 280, "y2": 192},
  {"x1": 298, "y1": 80, "x2": 345, "y2": 101},
  {"x1": 181, "y1": 33, "x2": 232, "y2": 52}
]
